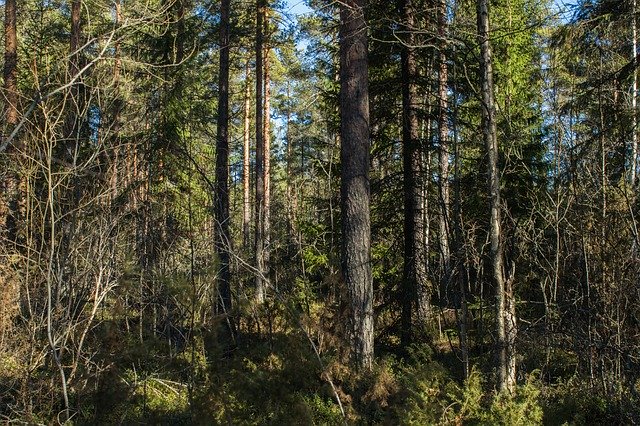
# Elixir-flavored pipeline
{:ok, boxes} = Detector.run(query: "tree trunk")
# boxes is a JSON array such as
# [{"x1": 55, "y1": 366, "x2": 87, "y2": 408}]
[
  {"x1": 215, "y1": 0, "x2": 232, "y2": 321},
  {"x1": 111, "y1": 0, "x2": 123, "y2": 202},
  {"x1": 285, "y1": 83, "x2": 295, "y2": 250},
  {"x1": 4, "y1": 0, "x2": 17, "y2": 130},
  {"x1": 437, "y1": 0, "x2": 451, "y2": 302},
  {"x1": 399, "y1": 0, "x2": 425, "y2": 346},
  {"x1": 255, "y1": 0, "x2": 266, "y2": 303},
  {"x1": 477, "y1": 0, "x2": 516, "y2": 393},
  {"x1": 65, "y1": 0, "x2": 85, "y2": 163},
  {"x1": 450, "y1": 13, "x2": 469, "y2": 379},
  {"x1": 243, "y1": 59, "x2": 251, "y2": 249},
  {"x1": 3, "y1": 0, "x2": 20, "y2": 244},
  {"x1": 263, "y1": 19, "x2": 271, "y2": 283},
  {"x1": 340, "y1": 0, "x2": 373, "y2": 371},
  {"x1": 633, "y1": 0, "x2": 638, "y2": 186}
]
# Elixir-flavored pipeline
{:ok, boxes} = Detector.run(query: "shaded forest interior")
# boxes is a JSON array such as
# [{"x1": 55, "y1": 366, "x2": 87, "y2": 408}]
[{"x1": 1, "y1": 0, "x2": 640, "y2": 423}]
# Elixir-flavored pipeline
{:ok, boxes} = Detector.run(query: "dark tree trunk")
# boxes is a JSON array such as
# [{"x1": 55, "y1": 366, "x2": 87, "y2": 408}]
[
  {"x1": 399, "y1": 0, "x2": 426, "y2": 346},
  {"x1": 215, "y1": 0, "x2": 232, "y2": 323},
  {"x1": 437, "y1": 0, "x2": 451, "y2": 301},
  {"x1": 340, "y1": 0, "x2": 373, "y2": 371},
  {"x1": 477, "y1": 0, "x2": 516, "y2": 393},
  {"x1": 111, "y1": 0, "x2": 123, "y2": 202},
  {"x1": 65, "y1": 0, "x2": 85, "y2": 161},
  {"x1": 3, "y1": 0, "x2": 20, "y2": 244},
  {"x1": 255, "y1": 0, "x2": 266, "y2": 303},
  {"x1": 4, "y1": 0, "x2": 17, "y2": 130}
]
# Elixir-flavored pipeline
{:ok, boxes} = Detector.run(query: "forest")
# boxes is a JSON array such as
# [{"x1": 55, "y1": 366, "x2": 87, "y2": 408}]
[{"x1": 0, "y1": 0, "x2": 639, "y2": 423}]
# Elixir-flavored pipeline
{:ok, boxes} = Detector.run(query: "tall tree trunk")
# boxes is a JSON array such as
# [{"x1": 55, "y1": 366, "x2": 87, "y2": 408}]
[
  {"x1": 285, "y1": 83, "x2": 295, "y2": 250},
  {"x1": 111, "y1": 0, "x2": 123, "y2": 202},
  {"x1": 215, "y1": 0, "x2": 232, "y2": 322},
  {"x1": 477, "y1": 0, "x2": 516, "y2": 393},
  {"x1": 0, "y1": 0, "x2": 19, "y2": 353},
  {"x1": 399, "y1": 0, "x2": 425, "y2": 346},
  {"x1": 255, "y1": 0, "x2": 266, "y2": 303},
  {"x1": 65, "y1": 0, "x2": 85, "y2": 164},
  {"x1": 340, "y1": 0, "x2": 373, "y2": 371},
  {"x1": 243, "y1": 59, "x2": 252, "y2": 249},
  {"x1": 263, "y1": 18, "x2": 271, "y2": 283},
  {"x1": 633, "y1": 0, "x2": 638, "y2": 186},
  {"x1": 437, "y1": 0, "x2": 451, "y2": 301},
  {"x1": 4, "y1": 0, "x2": 17, "y2": 130},
  {"x1": 3, "y1": 0, "x2": 20, "y2": 244},
  {"x1": 450, "y1": 9, "x2": 469, "y2": 379}
]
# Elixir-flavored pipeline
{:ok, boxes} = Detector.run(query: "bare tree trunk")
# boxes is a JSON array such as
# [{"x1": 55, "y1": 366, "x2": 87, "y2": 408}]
[
  {"x1": 255, "y1": 0, "x2": 266, "y2": 303},
  {"x1": 340, "y1": 0, "x2": 373, "y2": 371},
  {"x1": 66, "y1": 0, "x2": 84, "y2": 152},
  {"x1": 4, "y1": 0, "x2": 17, "y2": 130},
  {"x1": 3, "y1": 0, "x2": 20, "y2": 244},
  {"x1": 417, "y1": 62, "x2": 434, "y2": 324},
  {"x1": 437, "y1": 0, "x2": 451, "y2": 302},
  {"x1": 263, "y1": 19, "x2": 271, "y2": 283},
  {"x1": 450, "y1": 6, "x2": 469, "y2": 377},
  {"x1": 633, "y1": 0, "x2": 638, "y2": 186},
  {"x1": 243, "y1": 59, "x2": 251, "y2": 249},
  {"x1": 477, "y1": 0, "x2": 516, "y2": 393},
  {"x1": 399, "y1": 0, "x2": 425, "y2": 345},
  {"x1": 215, "y1": 0, "x2": 232, "y2": 324},
  {"x1": 111, "y1": 0, "x2": 123, "y2": 203},
  {"x1": 0, "y1": 0, "x2": 20, "y2": 354},
  {"x1": 285, "y1": 83, "x2": 295, "y2": 249}
]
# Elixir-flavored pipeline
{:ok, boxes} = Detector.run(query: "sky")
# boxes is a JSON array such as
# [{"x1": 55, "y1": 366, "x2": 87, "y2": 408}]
[{"x1": 284, "y1": 0, "x2": 313, "y2": 17}]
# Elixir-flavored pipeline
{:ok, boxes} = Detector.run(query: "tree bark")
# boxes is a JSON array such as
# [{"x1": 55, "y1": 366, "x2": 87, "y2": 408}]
[
  {"x1": 215, "y1": 0, "x2": 232, "y2": 320},
  {"x1": 255, "y1": 0, "x2": 266, "y2": 303},
  {"x1": 340, "y1": 0, "x2": 373, "y2": 371},
  {"x1": 243, "y1": 59, "x2": 252, "y2": 249},
  {"x1": 4, "y1": 0, "x2": 17, "y2": 130},
  {"x1": 437, "y1": 0, "x2": 451, "y2": 302},
  {"x1": 399, "y1": 0, "x2": 426, "y2": 346},
  {"x1": 632, "y1": 0, "x2": 638, "y2": 186},
  {"x1": 65, "y1": 0, "x2": 85, "y2": 162},
  {"x1": 263, "y1": 17, "x2": 271, "y2": 282},
  {"x1": 3, "y1": 0, "x2": 20, "y2": 244},
  {"x1": 111, "y1": 0, "x2": 123, "y2": 202},
  {"x1": 477, "y1": 0, "x2": 516, "y2": 393}
]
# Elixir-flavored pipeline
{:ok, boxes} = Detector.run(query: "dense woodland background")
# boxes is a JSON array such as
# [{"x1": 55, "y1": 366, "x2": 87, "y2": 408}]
[{"x1": 1, "y1": 0, "x2": 640, "y2": 423}]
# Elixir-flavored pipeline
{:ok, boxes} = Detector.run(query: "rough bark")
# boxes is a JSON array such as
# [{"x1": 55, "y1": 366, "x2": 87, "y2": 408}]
[
  {"x1": 633, "y1": 0, "x2": 638, "y2": 186},
  {"x1": 477, "y1": 0, "x2": 516, "y2": 393},
  {"x1": 4, "y1": 0, "x2": 17, "y2": 130},
  {"x1": 399, "y1": 0, "x2": 425, "y2": 345},
  {"x1": 111, "y1": 0, "x2": 123, "y2": 201},
  {"x1": 243, "y1": 60, "x2": 251, "y2": 249},
  {"x1": 215, "y1": 0, "x2": 232, "y2": 319},
  {"x1": 263, "y1": 19, "x2": 271, "y2": 281},
  {"x1": 3, "y1": 0, "x2": 20, "y2": 244},
  {"x1": 437, "y1": 0, "x2": 451, "y2": 300},
  {"x1": 255, "y1": 0, "x2": 266, "y2": 303},
  {"x1": 340, "y1": 0, "x2": 373, "y2": 371},
  {"x1": 65, "y1": 0, "x2": 85, "y2": 160}
]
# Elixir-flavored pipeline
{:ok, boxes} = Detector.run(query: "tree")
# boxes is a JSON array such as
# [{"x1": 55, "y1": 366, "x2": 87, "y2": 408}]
[
  {"x1": 3, "y1": 0, "x2": 19, "y2": 244},
  {"x1": 242, "y1": 59, "x2": 252, "y2": 249},
  {"x1": 437, "y1": 0, "x2": 451, "y2": 308},
  {"x1": 3, "y1": 0, "x2": 17, "y2": 131},
  {"x1": 399, "y1": 0, "x2": 426, "y2": 346},
  {"x1": 477, "y1": 0, "x2": 516, "y2": 393},
  {"x1": 215, "y1": 0, "x2": 232, "y2": 328},
  {"x1": 255, "y1": 0, "x2": 267, "y2": 303},
  {"x1": 340, "y1": 0, "x2": 373, "y2": 370},
  {"x1": 263, "y1": 6, "x2": 272, "y2": 288}
]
